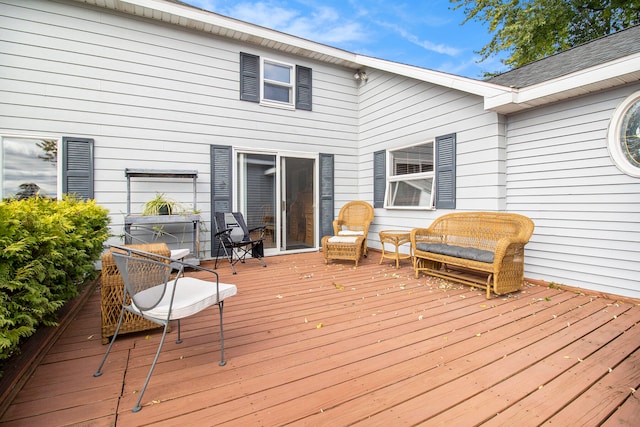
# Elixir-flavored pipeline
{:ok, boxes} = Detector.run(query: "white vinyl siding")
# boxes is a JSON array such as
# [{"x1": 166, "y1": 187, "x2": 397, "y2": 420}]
[
  {"x1": 505, "y1": 83, "x2": 640, "y2": 298},
  {"x1": 0, "y1": 0, "x2": 359, "y2": 257},
  {"x1": 356, "y1": 70, "x2": 505, "y2": 238}
]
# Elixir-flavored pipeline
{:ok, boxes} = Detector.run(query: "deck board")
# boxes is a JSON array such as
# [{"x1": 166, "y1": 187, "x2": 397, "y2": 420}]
[{"x1": 1, "y1": 251, "x2": 638, "y2": 426}]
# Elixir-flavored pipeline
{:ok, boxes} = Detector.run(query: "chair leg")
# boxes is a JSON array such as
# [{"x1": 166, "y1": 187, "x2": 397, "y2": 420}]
[
  {"x1": 132, "y1": 322, "x2": 170, "y2": 412},
  {"x1": 218, "y1": 300, "x2": 226, "y2": 367},
  {"x1": 93, "y1": 307, "x2": 126, "y2": 377},
  {"x1": 214, "y1": 242, "x2": 237, "y2": 274},
  {"x1": 175, "y1": 319, "x2": 182, "y2": 344}
]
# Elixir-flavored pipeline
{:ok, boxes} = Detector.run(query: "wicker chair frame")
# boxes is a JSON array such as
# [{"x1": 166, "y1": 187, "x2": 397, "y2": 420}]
[
  {"x1": 332, "y1": 200, "x2": 374, "y2": 256},
  {"x1": 100, "y1": 243, "x2": 170, "y2": 344},
  {"x1": 321, "y1": 235, "x2": 365, "y2": 267}
]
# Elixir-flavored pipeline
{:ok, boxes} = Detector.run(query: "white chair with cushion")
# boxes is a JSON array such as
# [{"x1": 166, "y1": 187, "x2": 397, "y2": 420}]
[{"x1": 93, "y1": 245, "x2": 237, "y2": 412}]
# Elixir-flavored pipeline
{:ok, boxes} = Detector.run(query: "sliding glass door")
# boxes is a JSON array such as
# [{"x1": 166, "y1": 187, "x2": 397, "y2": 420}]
[{"x1": 236, "y1": 152, "x2": 316, "y2": 253}]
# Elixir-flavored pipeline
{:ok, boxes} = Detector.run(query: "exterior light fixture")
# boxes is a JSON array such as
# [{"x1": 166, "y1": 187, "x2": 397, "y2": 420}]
[{"x1": 354, "y1": 70, "x2": 368, "y2": 81}]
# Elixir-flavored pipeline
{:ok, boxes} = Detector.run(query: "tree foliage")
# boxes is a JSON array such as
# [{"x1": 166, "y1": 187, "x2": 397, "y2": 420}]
[{"x1": 451, "y1": 0, "x2": 640, "y2": 71}]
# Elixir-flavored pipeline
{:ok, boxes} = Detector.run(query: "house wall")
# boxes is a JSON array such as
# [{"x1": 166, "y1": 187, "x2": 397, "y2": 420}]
[
  {"x1": 356, "y1": 69, "x2": 507, "y2": 243},
  {"x1": 0, "y1": 0, "x2": 361, "y2": 256},
  {"x1": 505, "y1": 83, "x2": 640, "y2": 299}
]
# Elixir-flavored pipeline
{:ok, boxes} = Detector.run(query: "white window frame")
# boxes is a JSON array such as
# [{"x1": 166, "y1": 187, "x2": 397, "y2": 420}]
[
  {"x1": 608, "y1": 90, "x2": 640, "y2": 177},
  {"x1": 385, "y1": 141, "x2": 436, "y2": 209},
  {"x1": 0, "y1": 135, "x2": 62, "y2": 200},
  {"x1": 260, "y1": 57, "x2": 295, "y2": 109}
]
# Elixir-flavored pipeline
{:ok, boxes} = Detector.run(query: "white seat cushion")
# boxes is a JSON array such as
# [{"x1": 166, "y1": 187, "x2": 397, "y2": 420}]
[
  {"x1": 338, "y1": 230, "x2": 364, "y2": 236},
  {"x1": 132, "y1": 277, "x2": 237, "y2": 320},
  {"x1": 170, "y1": 248, "x2": 191, "y2": 260},
  {"x1": 328, "y1": 236, "x2": 359, "y2": 244}
]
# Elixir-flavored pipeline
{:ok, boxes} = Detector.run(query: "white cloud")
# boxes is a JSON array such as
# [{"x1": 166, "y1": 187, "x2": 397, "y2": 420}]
[
  {"x1": 377, "y1": 21, "x2": 461, "y2": 57},
  {"x1": 209, "y1": 1, "x2": 368, "y2": 45}
]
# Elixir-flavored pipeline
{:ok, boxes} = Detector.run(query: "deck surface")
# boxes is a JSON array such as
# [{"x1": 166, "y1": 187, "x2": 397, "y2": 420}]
[{"x1": 1, "y1": 251, "x2": 639, "y2": 426}]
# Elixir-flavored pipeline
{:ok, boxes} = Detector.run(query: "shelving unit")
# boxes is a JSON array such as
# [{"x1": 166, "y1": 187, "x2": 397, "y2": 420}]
[{"x1": 123, "y1": 168, "x2": 201, "y2": 264}]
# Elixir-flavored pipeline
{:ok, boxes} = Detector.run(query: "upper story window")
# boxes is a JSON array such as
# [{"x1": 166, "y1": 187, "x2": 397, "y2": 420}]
[
  {"x1": 386, "y1": 142, "x2": 435, "y2": 208},
  {"x1": 240, "y1": 52, "x2": 312, "y2": 111},
  {"x1": 608, "y1": 90, "x2": 640, "y2": 177},
  {"x1": 1, "y1": 136, "x2": 59, "y2": 200},
  {"x1": 262, "y1": 59, "x2": 294, "y2": 106}
]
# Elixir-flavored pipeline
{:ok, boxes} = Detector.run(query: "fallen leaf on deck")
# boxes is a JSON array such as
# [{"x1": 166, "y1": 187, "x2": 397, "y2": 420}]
[
  {"x1": 276, "y1": 294, "x2": 283, "y2": 299},
  {"x1": 333, "y1": 282, "x2": 344, "y2": 290},
  {"x1": 316, "y1": 323, "x2": 323, "y2": 328}
]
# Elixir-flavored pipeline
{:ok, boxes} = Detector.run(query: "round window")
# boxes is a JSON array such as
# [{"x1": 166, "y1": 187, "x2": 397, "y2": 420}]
[{"x1": 608, "y1": 91, "x2": 640, "y2": 177}]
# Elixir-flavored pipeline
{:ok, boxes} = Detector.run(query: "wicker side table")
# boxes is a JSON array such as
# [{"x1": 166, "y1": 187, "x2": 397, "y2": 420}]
[
  {"x1": 100, "y1": 243, "x2": 171, "y2": 344},
  {"x1": 379, "y1": 230, "x2": 412, "y2": 269}
]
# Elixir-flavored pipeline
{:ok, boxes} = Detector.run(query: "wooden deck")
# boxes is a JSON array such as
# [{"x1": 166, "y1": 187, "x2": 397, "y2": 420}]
[{"x1": 1, "y1": 251, "x2": 639, "y2": 426}]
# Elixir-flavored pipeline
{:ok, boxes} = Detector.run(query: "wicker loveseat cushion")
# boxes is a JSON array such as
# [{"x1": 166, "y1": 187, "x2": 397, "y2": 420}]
[{"x1": 416, "y1": 243, "x2": 495, "y2": 264}]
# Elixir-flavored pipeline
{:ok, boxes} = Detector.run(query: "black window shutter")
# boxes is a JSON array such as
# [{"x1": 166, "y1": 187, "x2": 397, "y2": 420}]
[
  {"x1": 319, "y1": 153, "x2": 334, "y2": 240},
  {"x1": 296, "y1": 65, "x2": 312, "y2": 111},
  {"x1": 62, "y1": 137, "x2": 94, "y2": 200},
  {"x1": 240, "y1": 52, "x2": 259, "y2": 102},
  {"x1": 373, "y1": 150, "x2": 386, "y2": 208},
  {"x1": 211, "y1": 145, "x2": 233, "y2": 213},
  {"x1": 211, "y1": 145, "x2": 233, "y2": 257},
  {"x1": 435, "y1": 133, "x2": 456, "y2": 209}
]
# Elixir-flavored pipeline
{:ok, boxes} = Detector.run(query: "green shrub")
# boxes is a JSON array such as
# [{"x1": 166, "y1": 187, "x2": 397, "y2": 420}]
[{"x1": 0, "y1": 196, "x2": 110, "y2": 366}]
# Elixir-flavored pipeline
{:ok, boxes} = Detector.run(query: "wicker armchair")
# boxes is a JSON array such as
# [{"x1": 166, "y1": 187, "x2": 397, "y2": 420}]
[{"x1": 332, "y1": 200, "x2": 374, "y2": 256}]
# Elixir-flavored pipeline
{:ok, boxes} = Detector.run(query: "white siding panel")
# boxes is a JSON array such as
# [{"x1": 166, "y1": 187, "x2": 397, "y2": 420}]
[
  {"x1": 357, "y1": 68, "x2": 506, "y2": 240},
  {"x1": 0, "y1": 0, "x2": 360, "y2": 257},
  {"x1": 506, "y1": 84, "x2": 640, "y2": 299}
]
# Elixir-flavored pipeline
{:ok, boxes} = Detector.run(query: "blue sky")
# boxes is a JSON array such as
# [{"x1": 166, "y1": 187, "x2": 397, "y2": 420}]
[{"x1": 181, "y1": 0, "x2": 507, "y2": 79}]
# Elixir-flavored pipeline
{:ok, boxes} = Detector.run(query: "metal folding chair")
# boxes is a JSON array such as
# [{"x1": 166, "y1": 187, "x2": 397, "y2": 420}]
[{"x1": 213, "y1": 212, "x2": 267, "y2": 274}]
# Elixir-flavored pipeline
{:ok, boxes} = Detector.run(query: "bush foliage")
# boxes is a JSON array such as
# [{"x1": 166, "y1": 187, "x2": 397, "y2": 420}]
[{"x1": 0, "y1": 196, "x2": 110, "y2": 366}]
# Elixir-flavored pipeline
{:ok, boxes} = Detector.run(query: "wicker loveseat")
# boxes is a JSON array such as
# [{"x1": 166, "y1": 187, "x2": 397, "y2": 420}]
[{"x1": 411, "y1": 212, "x2": 534, "y2": 299}]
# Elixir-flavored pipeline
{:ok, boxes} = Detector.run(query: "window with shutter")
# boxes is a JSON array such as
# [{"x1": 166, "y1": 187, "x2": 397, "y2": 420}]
[
  {"x1": 239, "y1": 53, "x2": 312, "y2": 111},
  {"x1": 380, "y1": 133, "x2": 456, "y2": 209}
]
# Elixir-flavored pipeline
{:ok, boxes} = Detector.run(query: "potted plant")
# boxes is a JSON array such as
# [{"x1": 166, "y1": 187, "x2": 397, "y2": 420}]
[{"x1": 142, "y1": 193, "x2": 181, "y2": 216}]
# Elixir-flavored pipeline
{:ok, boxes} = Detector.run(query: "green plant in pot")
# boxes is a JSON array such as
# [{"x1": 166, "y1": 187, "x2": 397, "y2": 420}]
[{"x1": 142, "y1": 193, "x2": 181, "y2": 216}]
